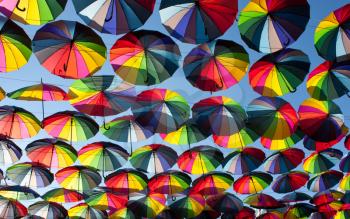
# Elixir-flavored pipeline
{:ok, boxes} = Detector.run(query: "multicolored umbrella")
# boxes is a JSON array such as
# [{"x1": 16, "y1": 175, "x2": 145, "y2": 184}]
[
  {"x1": 55, "y1": 166, "x2": 102, "y2": 193},
  {"x1": 43, "y1": 111, "x2": 99, "y2": 143},
  {"x1": 128, "y1": 191, "x2": 166, "y2": 218},
  {"x1": 192, "y1": 96, "x2": 247, "y2": 136},
  {"x1": 307, "y1": 170, "x2": 344, "y2": 192},
  {"x1": 264, "y1": 148, "x2": 305, "y2": 174},
  {"x1": 105, "y1": 168, "x2": 148, "y2": 194},
  {"x1": 25, "y1": 138, "x2": 77, "y2": 169},
  {"x1": 314, "y1": 4, "x2": 350, "y2": 60},
  {"x1": 244, "y1": 193, "x2": 284, "y2": 209},
  {"x1": 192, "y1": 172, "x2": 234, "y2": 196},
  {"x1": 132, "y1": 88, "x2": 190, "y2": 133},
  {"x1": 110, "y1": 30, "x2": 181, "y2": 85},
  {"x1": 280, "y1": 192, "x2": 311, "y2": 203},
  {"x1": 28, "y1": 201, "x2": 67, "y2": 219},
  {"x1": 249, "y1": 48, "x2": 310, "y2": 96},
  {"x1": 206, "y1": 192, "x2": 243, "y2": 214},
  {"x1": 108, "y1": 206, "x2": 137, "y2": 219},
  {"x1": 130, "y1": 144, "x2": 177, "y2": 174},
  {"x1": 261, "y1": 127, "x2": 305, "y2": 150},
  {"x1": 247, "y1": 96, "x2": 298, "y2": 139},
  {"x1": 311, "y1": 189, "x2": 344, "y2": 206},
  {"x1": 6, "y1": 162, "x2": 53, "y2": 188},
  {"x1": 0, "y1": 186, "x2": 39, "y2": 200},
  {"x1": 0, "y1": 138, "x2": 22, "y2": 165},
  {"x1": 169, "y1": 192, "x2": 205, "y2": 218},
  {"x1": 298, "y1": 98, "x2": 344, "y2": 142},
  {"x1": 213, "y1": 125, "x2": 259, "y2": 149},
  {"x1": 233, "y1": 171, "x2": 273, "y2": 194},
  {"x1": 8, "y1": 83, "x2": 67, "y2": 102},
  {"x1": 284, "y1": 203, "x2": 316, "y2": 219},
  {"x1": 257, "y1": 211, "x2": 283, "y2": 219},
  {"x1": 177, "y1": 146, "x2": 224, "y2": 175},
  {"x1": 335, "y1": 210, "x2": 350, "y2": 219},
  {"x1": 85, "y1": 187, "x2": 128, "y2": 211},
  {"x1": 303, "y1": 149, "x2": 343, "y2": 174},
  {"x1": 159, "y1": 0, "x2": 238, "y2": 44},
  {"x1": 0, "y1": 105, "x2": 41, "y2": 139},
  {"x1": 271, "y1": 171, "x2": 309, "y2": 193},
  {"x1": 33, "y1": 20, "x2": 106, "y2": 79},
  {"x1": 148, "y1": 170, "x2": 191, "y2": 195},
  {"x1": 68, "y1": 203, "x2": 107, "y2": 219},
  {"x1": 340, "y1": 173, "x2": 350, "y2": 191},
  {"x1": 72, "y1": 0, "x2": 155, "y2": 35},
  {"x1": 0, "y1": 197, "x2": 27, "y2": 218},
  {"x1": 238, "y1": 0, "x2": 310, "y2": 53},
  {"x1": 0, "y1": 16, "x2": 31, "y2": 73},
  {"x1": 183, "y1": 39, "x2": 249, "y2": 92},
  {"x1": 42, "y1": 188, "x2": 84, "y2": 203},
  {"x1": 222, "y1": 147, "x2": 265, "y2": 175}
]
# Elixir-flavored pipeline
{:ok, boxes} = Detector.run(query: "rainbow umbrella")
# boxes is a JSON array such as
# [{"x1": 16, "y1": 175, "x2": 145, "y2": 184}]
[
  {"x1": 280, "y1": 192, "x2": 311, "y2": 204},
  {"x1": 169, "y1": 192, "x2": 205, "y2": 218},
  {"x1": 6, "y1": 162, "x2": 53, "y2": 188},
  {"x1": 28, "y1": 201, "x2": 67, "y2": 219},
  {"x1": 159, "y1": 0, "x2": 237, "y2": 44},
  {"x1": 192, "y1": 96, "x2": 247, "y2": 136},
  {"x1": 0, "y1": 16, "x2": 31, "y2": 73},
  {"x1": 105, "y1": 168, "x2": 148, "y2": 194},
  {"x1": 261, "y1": 127, "x2": 305, "y2": 150},
  {"x1": 132, "y1": 88, "x2": 190, "y2": 133},
  {"x1": 249, "y1": 48, "x2": 310, "y2": 96},
  {"x1": 222, "y1": 147, "x2": 265, "y2": 175},
  {"x1": 314, "y1": 4, "x2": 350, "y2": 60},
  {"x1": 130, "y1": 144, "x2": 177, "y2": 174},
  {"x1": 68, "y1": 203, "x2": 107, "y2": 219},
  {"x1": 43, "y1": 111, "x2": 99, "y2": 143},
  {"x1": 317, "y1": 201, "x2": 343, "y2": 216},
  {"x1": 78, "y1": 141, "x2": 129, "y2": 175},
  {"x1": 298, "y1": 98, "x2": 344, "y2": 142},
  {"x1": 213, "y1": 125, "x2": 259, "y2": 149},
  {"x1": 25, "y1": 138, "x2": 77, "y2": 169},
  {"x1": 33, "y1": 20, "x2": 106, "y2": 79},
  {"x1": 284, "y1": 203, "x2": 316, "y2": 219},
  {"x1": 307, "y1": 170, "x2": 343, "y2": 192},
  {"x1": 340, "y1": 153, "x2": 350, "y2": 173},
  {"x1": 226, "y1": 206, "x2": 255, "y2": 219},
  {"x1": 0, "y1": 138, "x2": 22, "y2": 165},
  {"x1": 148, "y1": 170, "x2": 191, "y2": 195},
  {"x1": 0, "y1": 197, "x2": 27, "y2": 218},
  {"x1": 238, "y1": 0, "x2": 310, "y2": 53},
  {"x1": 257, "y1": 211, "x2": 283, "y2": 219},
  {"x1": 183, "y1": 39, "x2": 249, "y2": 92},
  {"x1": 244, "y1": 193, "x2": 284, "y2": 209},
  {"x1": 0, "y1": 186, "x2": 39, "y2": 200},
  {"x1": 177, "y1": 146, "x2": 223, "y2": 175},
  {"x1": 335, "y1": 210, "x2": 350, "y2": 219},
  {"x1": 311, "y1": 190, "x2": 344, "y2": 206},
  {"x1": 206, "y1": 192, "x2": 243, "y2": 214},
  {"x1": 110, "y1": 30, "x2": 180, "y2": 86},
  {"x1": 85, "y1": 187, "x2": 128, "y2": 211},
  {"x1": 247, "y1": 96, "x2": 298, "y2": 139},
  {"x1": 307, "y1": 60, "x2": 350, "y2": 100},
  {"x1": 0, "y1": 0, "x2": 67, "y2": 25},
  {"x1": 303, "y1": 149, "x2": 343, "y2": 174},
  {"x1": 192, "y1": 172, "x2": 234, "y2": 196},
  {"x1": 42, "y1": 188, "x2": 84, "y2": 203},
  {"x1": 55, "y1": 166, "x2": 102, "y2": 193},
  {"x1": 271, "y1": 171, "x2": 309, "y2": 193},
  {"x1": 233, "y1": 171, "x2": 273, "y2": 194},
  {"x1": 0, "y1": 105, "x2": 41, "y2": 139},
  {"x1": 72, "y1": 0, "x2": 155, "y2": 35},
  {"x1": 264, "y1": 148, "x2": 305, "y2": 174},
  {"x1": 108, "y1": 206, "x2": 137, "y2": 219},
  {"x1": 340, "y1": 173, "x2": 350, "y2": 191},
  {"x1": 128, "y1": 191, "x2": 166, "y2": 218}
]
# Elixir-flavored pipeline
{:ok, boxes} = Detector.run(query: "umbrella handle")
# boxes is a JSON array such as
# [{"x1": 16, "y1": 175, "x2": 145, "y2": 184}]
[
  {"x1": 171, "y1": 196, "x2": 176, "y2": 201},
  {"x1": 105, "y1": 0, "x2": 115, "y2": 22},
  {"x1": 103, "y1": 122, "x2": 110, "y2": 130},
  {"x1": 16, "y1": 0, "x2": 26, "y2": 12},
  {"x1": 289, "y1": 88, "x2": 297, "y2": 93}
]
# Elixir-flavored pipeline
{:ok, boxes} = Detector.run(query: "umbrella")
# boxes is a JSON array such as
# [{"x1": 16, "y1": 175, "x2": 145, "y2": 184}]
[
  {"x1": 110, "y1": 30, "x2": 181, "y2": 85},
  {"x1": 264, "y1": 148, "x2": 305, "y2": 174},
  {"x1": 0, "y1": 0, "x2": 67, "y2": 25},
  {"x1": 246, "y1": 96, "x2": 298, "y2": 139},
  {"x1": 233, "y1": 171, "x2": 273, "y2": 194},
  {"x1": 317, "y1": 201, "x2": 342, "y2": 215},
  {"x1": 340, "y1": 153, "x2": 350, "y2": 172},
  {"x1": 42, "y1": 188, "x2": 84, "y2": 203},
  {"x1": 335, "y1": 210, "x2": 350, "y2": 219},
  {"x1": 43, "y1": 111, "x2": 99, "y2": 143},
  {"x1": 6, "y1": 162, "x2": 53, "y2": 188},
  {"x1": 177, "y1": 146, "x2": 224, "y2": 175},
  {"x1": 223, "y1": 207, "x2": 256, "y2": 219},
  {"x1": 193, "y1": 208, "x2": 220, "y2": 219},
  {"x1": 298, "y1": 98, "x2": 344, "y2": 142},
  {"x1": 128, "y1": 191, "x2": 166, "y2": 218},
  {"x1": 261, "y1": 127, "x2": 305, "y2": 150},
  {"x1": 0, "y1": 186, "x2": 39, "y2": 200},
  {"x1": 148, "y1": 170, "x2": 191, "y2": 195},
  {"x1": 192, "y1": 96, "x2": 247, "y2": 136},
  {"x1": 33, "y1": 20, "x2": 106, "y2": 79},
  {"x1": 307, "y1": 170, "x2": 343, "y2": 192},
  {"x1": 25, "y1": 138, "x2": 77, "y2": 169},
  {"x1": 307, "y1": 60, "x2": 350, "y2": 100},
  {"x1": 311, "y1": 190, "x2": 344, "y2": 206},
  {"x1": 131, "y1": 88, "x2": 190, "y2": 133},
  {"x1": 0, "y1": 197, "x2": 27, "y2": 218},
  {"x1": 108, "y1": 207, "x2": 137, "y2": 219},
  {"x1": 159, "y1": 0, "x2": 238, "y2": 44},
  {"x1": 68, "y1": 203, "x2": 107, "y2": 219},
  {"x1": 55, "y1": 166, "x2": 102, "y2": 193},
  {"x1": 28, "y1": 201, "x2": 67, "y2": 219},
  {"x1": 213, "y1": 125, "x2": 259, "y2": 149},
  {"x1": 244, "y1": 193, "x2": 284, "y2": 209},
  {"x1": 257, "y1": 211, "x2": 283, "y2": 219},
  {"x1": 249, "y1": 48, "x2": 310, "y2": 96},
  {"x1": 280, "y1": 192, "x2": 311, "y2": 203},
  {"x1": 238, "y1": 0, "x2": 310, "y2": 53},
  {"x1": 271, "y1": 171, "x2": 309, "y2": 193},
  {"x1": 222, "y1": 147, "x2": 265, "y2": 175},
  {"x1": 0, "y1": 105, "x2": 41, "y2": 139},
  {"x1": 183, "y1": 39, "x2": 249, "y2": 92},
  {"x1": 0, "y1": 16, "x2": 31, "y2": 73},
  {"x1": 130, "y1": 144, "x2": 177, "y2": 174},
  {"x1": 206, "y1": 192, "x2": 243, "y2": 214},
  {"x1": 314, "y1": 4, "x2": 350, "y2": 60},
  {"x1": 85, "y1": 187, "x2": 128, "y2": 211},
  {"x1": 284, "y1": 203, "x2": 316, "y2": 219},
  {"x1": 192, "y1": 172, "x2": 234, "y2": 196},
  {"x1": 72, "y1": 0, "x2": 155, "y2": 35},
  {"x1": 105, "y1": 169, "x2": 148, "y2": 194},
  {"x1": 340, "y1": 173, "x2": 350, "y2": 191},
  {"x1": 0, "y1": 138, "x2": 22, "y2": 165},
  {"x1": 169, "y1": 192, "x2": 205, "y2": 218},
  {"x1": 303, "y1": 149, "x2": 343, "y2": 174}
]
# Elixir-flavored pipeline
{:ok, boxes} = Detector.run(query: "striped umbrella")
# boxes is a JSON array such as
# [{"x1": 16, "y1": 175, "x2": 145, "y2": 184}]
[
  {"x1": 105, "y1": 169, "x2": 148, "y2": 194},
  {"x1": 271, "y1": 171, "x2": 309, "y2": 193},
  {"x1": 233, "y1": 171, "x2": 273, "y2": 194},
  {"x1": 0, "y1": 186, "x2": 39, "y2": 200},
  {"x1": 213, "y1": 125, "x2": 259, "y2": 149},
  {"x1": 28, "y1": 201, "x2": 67, "y2": 219},
  {"x1": 281, "y1": 192, "x2": 311, "y2": 204},
  {"x1": 303, "y1": 149, "x2": 343, "y2": 174},
  {"x1": 261, "y1": 127, "x2": 305, "y2": 150},
  {"x1": 340, "y1": 173, "x2": 350, "y2": 191},
  {"x1": 264, "y1": 148, "x2": 305, "y2": 174},
  {"x1": 148, "y1": 170, "x2": 191, "y2": 195},
  {"x1": 206, "y1": 192, "x2": 243, "y2": 214},
  {"x1": 0, "y1": 138, "x2": 22, "y2": 165},
  {"x1": 68, "y1": 203, "x2": 106, "y2": 219},
  {"x1": 244, "y1": 193, "x2": 284, "y2": 209},
  {"x1": 169, "y1": 192, "x2": 205, "y2": 218},
  {"x1": 192, "y1": 172, "x2": 234, "y2": 196},
  {"x1": 311, "y1": 190, "x2": 344, "y2": 206},
  {"x1": 307, "y1": 170, "x2": 343, "y2": 192},
  {"x1": 42, "y1": 188, "x2": 84, "y2": 203},
  {"x1": 85, "y1": 187, "x2": 128, "y2": 211},
  {"x1": 0, "y1": 197, "x2": 27, "y2": 218},
  {"x1": 284, "y1": 203, "x2": 316, "y2": 219},
  {"x1": 128, "y1": 191, "x2": 166, "y2": 218}
]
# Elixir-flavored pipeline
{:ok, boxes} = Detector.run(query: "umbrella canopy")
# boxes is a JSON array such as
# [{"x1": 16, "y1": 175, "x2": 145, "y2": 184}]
[
  {"x1": 55, "y1": 166, "x2": 102, "y2": 193},
  {"x1": 249, "y1": 48, "x2": 310, "y2": 96},
  {"x1": 105, "y1": 168, "x2": 148, "y2": 194},
  {"x1": 7, "y1": 83, "x2": 67, "y2": 101},
  {"x1": 72, "y1": 0, "x2": 155, "y2": 35},
  {"x1": 206, "y1": 192, "x2": 243, "y2": 214},
  {"x1": 284, "y1": 203, "x2": 316, "y2": 219},
  {"x1": 213, "y1": 125, "x2": 259, "y2": 149},
  {"x1": 43, "y1": 111, "x2": 99, "y2": 142},
  {"x1": 33, "y1": 20, "x2": 106, "y2": 79},
  {"x1": 271, "y1": 171, "x2": 309, "y2": 193},
  {"x1": 169, "y1": 192, "x2": 205, "y2": 218},
  {"x1": 0, "y1": 186, "x2": 39, "y2": 200},
  {"x1": 148, "y1": 170, "x2": 191, "y2": 195},
  {"x1": 298, "y1": 98, "x2": 344, "y2": 142},
  {"x1": 340, "y1": 153, "x2": 350, "y2": 173},
  {"x1": 335, "y1": 210, "x2": 350, "y2": 219},
  {"x1": 28, "y1": 201, "x2": 67, "y2": 219},
  {"x1": 303, "y1": 149, "x2": 343, "y2": 174},
  {"x1": 42, "y1": 188, "x2": 84, "y2": 203},
  {"x1": 0, "y1": 105, "x2": 41, "y2": 139},
  {"x1": 311, "y1": 190, "x2": 344, "y2": 206},
  {"x1": 238, "y1": 0, "x2": 310, "y2": 53},
  {"x1": 132, "y1": 88, "x2": 190, "y2": 133},
  {"x1": 6, "y1": 162, "x2": 53, "y2": 188},
  {"x1": 192, "y1": 172, "x2": 234, "y2": 196},
  {"x1": 25, "y1": 138, "x2": 77, "y2": 169},
  {"x1": 110, "y1": 30, "x2": 181, "y2": 85},
  {"x1": 0, "y1": 138, "x2": 22, "y2": 165},
  {"x1": 192, "y1": 96, "x2": 247, "y2": 136},
  {"x1": 128, "y1": 191, "x2": 166, "y2": 218},
  {"x1": 340, "y1": 173, "x2": 350, "y2": 191},
  {"x1": 244, "y1": 193, "x2": 284, "y2": 209},
  {"x1": 264, "y1": 148, "x2": 305, "y2": 174},
  {"x1": 280, "y1": 192, "x2": 311, "y2": 203},
  {"x1": 0, "y1": 16, "x2": 31, "y2": 73},
  {"x1": 183, "y1": 39, "x2": 249, "y2": 92},
  {"x1": 85, "y1": 187, "x2": 128, "y2": 211},
  {"x1": 307, "y1": 170, "x2": 344, "y2": 192},
  {"x1": 234, "y1": 171, "x2": 273, "y2": 194},
  {"x1": 177, "y1": 146, "x2": 224, "y2": 175},
  {"x1": 68, "y1": 203, "x2": 107, "y2": 219},
  {"x1": 261, "y1": 127, "x2": 305, "y2": 150},
  {"x1": 159, "y1": 0, "x2": 238, "y2": 44},
  {"x1": 108, "y1": 206, "x2": 137, "y2": 219},
  {"x1": 68, "y1": 75, "x2": 136, "y2": 117},
  {"x1": 0, "y1": 197, "x2": 27, "y2": 218}
]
